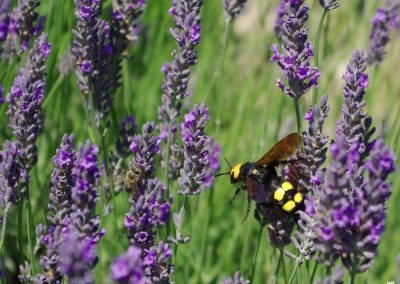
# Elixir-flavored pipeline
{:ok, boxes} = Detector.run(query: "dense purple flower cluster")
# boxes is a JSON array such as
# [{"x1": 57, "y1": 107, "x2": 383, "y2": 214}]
[
  {"x1": 368, "y1": 2, "x2": 399, "y2": 67},
  {"x1": 158, "y1": 0, "x2": 204, "y2": 179},
  {"x1": 0, "y1": 0, "x2": 44, "y2": 56},
  {"x1": 271, "y1": 0, "x2": 320, "y2": 99},
  {"x1": 37, "y1": 135, "x2": 76, "y2": 283},
  {"x1": 6, "y1": 33, "x2": 50, "y2": 177},
  {"x1": 110, "y1": 246, "x2": 145, "y2": 284},
  {"x1": 222, "y1": 0, "x2": 248, "y2": 22},
  {"x1": 124, "y1": 178, "x2": 169, "y2": 249},
  {"x1": 178, "y1": 104, "x2": 212, "y2": 196},
  {"x1": 143, "y1": 241, "x2": 173, "y2": 282}
]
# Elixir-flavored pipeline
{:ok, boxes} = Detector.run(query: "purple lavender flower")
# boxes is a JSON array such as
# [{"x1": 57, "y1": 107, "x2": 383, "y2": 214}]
[
  {"x1": 37, "y1": 135, "x2": 75, "y2": 283},
  {"x1": 368, "y1": 2, "x2": 399, "y2": 67},
  {"x1": 68, "y1": 141, "x2": 104, "y2": 245},
  {"x1": 313, "y1": 132, "x2": 395, "y2": 273},
  {"x1": 274, "y1": 0, "x2": 287, "y2": 38},
  {"x1": 124, "y1": 178, "x2": 169, "y2": 249},
  {"x1": 0, "y1": 84, "x2": 4, "y2": 105},
  {"x1": 223, "y1": 271, "x2": 250, "y2": 284},
  {"x1": 222, "y1": 0, "x2": 248, "y2": 22},
  {"x1": 143, "y1": 241, "x2": 173, "y2": 282},
  {"x1": 297, "y1": 95, "x2": 330, "y2": 194},
  {"x1": 58, "y1": 230, "x2": 98, "y2": 284},
  {"x1": 1, "y1": 0, "x2": 44, "y2": 56},
  {"x1": 203, "y1": 139, "x2": 221, "y2": 189},
  {"x1": 271, "y1": 0, "x2": 320, "y2": 99},
  {"x1": 110, "y1": 246, "x2": 145, "y2": 284},
  {"x1": 0, "y1": 141, "x2": 26, "y2": 211},
  {"x1": 6, "y1": 33, "x2": 51, "y2": 177},
  {"x1": 72, "y1": 0, "x2": 112, "y2": 126},
  {"x1": 157, "y1": 0, "x2": 204, "y2": 179},
  {"x1": 0, "y1": 0, "x2": 10, "y2": 42},
  {"x1": 178, "y1": 104, "x2": 212, "y2": 196}
]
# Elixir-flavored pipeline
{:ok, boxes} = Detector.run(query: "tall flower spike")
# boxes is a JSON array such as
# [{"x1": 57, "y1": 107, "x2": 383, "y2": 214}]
[
  {"x1": 72, "y1": 0, "x2": 112, "y2": 126},
  {"x1": 110, "y1": 246, "x2": 146, "y2": 284},
  {"x1": 0, "y1": 141, "x2": 26, "y2": 211},
  {"x1": 222, "y1": 0, "x2": 248, "y2": 22},
  {"x1": 368, "y1": 2, "x2": 399, "y2": 67},
  {"x1": 271, "y1": 0, "x2": 320, "y2": 99},
  {"x1": 1, "y1": 0, "x2": 44, "y2": 56},
  {"x1": 7, "y1": 33, "x2": 51, "y2": 180},
  {"x1": 69, "y1": 141, "x2": 104, "y2": 245},
  {"x1": 37, "y1": 134, "x2": 75, "y2": 283},
  {"x1": 143, "y1": 241, "x2": 173, "y2": 282},
  {"x1": 298, "y1": 95, "x2": 330, "y2": 194},
  {"x1": 157, "y1": 0, "x2": 204, "y2": 179},
  {"x1": 178, "y1": 103, "x2": 212, "y2": 196}
]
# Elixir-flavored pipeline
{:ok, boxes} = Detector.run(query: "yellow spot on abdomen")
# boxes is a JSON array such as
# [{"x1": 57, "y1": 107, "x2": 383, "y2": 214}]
[
  {"x1": 282, "y1": 181, "x2": 293, "y2": 191},
  {"x1": 282, "y1": 200, "x2": 296, "y2": 212},
  {"x1": 274, "y1": 188, "x2": 285, "y2": 201},
  {"x1": 294, "y1": 193, "x2": 303, "y2": 203}
]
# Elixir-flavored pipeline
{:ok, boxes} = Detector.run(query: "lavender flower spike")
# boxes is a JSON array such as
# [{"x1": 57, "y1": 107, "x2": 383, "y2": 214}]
[
  {"x1": 178, "y1": 103, "x2": 212, "y2": 196},
  {"x1": 143, "y1": 241, "x2": 173, "y2": 282},
  {"x1": 271, "y1": 0, "x2": 320, "y2": 99},
  {"x1": 72, "y1": 0, "x2": 112, "y2": 125},
  {"x1": 37, "y1": 134, "x2": 75, "y2": 283},
  {"x1": 223, "y1": 271, "x2": 250, "y2": 284},
  {"x1": 110, "y1": 246, "x2": 145, "y2": 284},
  {"x1": 368, "y1": 2, "x2": 400, "y2": 67},
  {"x1": 222, "y1": 0, "x2": 248, "y2": 22},
  {"x1": 7, "y1": 33, "x2": 51, "y2": 175}
]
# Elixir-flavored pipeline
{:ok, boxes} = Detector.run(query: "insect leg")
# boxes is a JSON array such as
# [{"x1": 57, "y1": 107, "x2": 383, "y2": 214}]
[
  {"x1": 229, "y1": 187, "x2": 241, "y2": 204},
  {"x1": 241, "y1": 197, "x2": 251, "y2": 225}
]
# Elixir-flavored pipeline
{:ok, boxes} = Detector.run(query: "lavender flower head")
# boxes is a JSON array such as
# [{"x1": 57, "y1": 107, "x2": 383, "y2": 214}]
[
  {"x1": 143, "y1": 241, "x2": 173, "y2": 282},
  {"x1": 1, "y1": 0, "x2": 44, "y2": 55},
  {"x1": 223, "y1": 271, "x2": 250, "y2": 284},
  {"x1": 69, "y1": 141, "x2": 104, "y2": 244},
  {"x1": 58, "y1": 230, "x2": 98, "y2": 284},
  {"x1": 368, "y1": 2, "x2": 399, "y2": 67},
  {"x1": 0, "y1": 141, "x2": 26, "y2": 211},
  {"x1": 7, "y1": 33, "x2": 51, "y2": 175},
  {"x1": 110, "y1": 246, "x2": 145, "y2": 284},
  {"x1": 124, "y1": 178, "x2": 169, "y2": 249},
  {"x1": 271, "y1": 0, "x2": 320, "y2": 99},
  {"x1": 38, "y1": 135, "x2": 75, "y2": 283},
  {"x1": 222, "y1": 0, "x2": 248, "y2": 22},
  {"x1": 319, "y1": 0, "x2": 339, "y2": 11},
  {"x1": 178, "y1": 103, "x2": 212, "y2": 196},
  {"x1": 314, "y1": 132, "x2": 395, "y2": 272}
]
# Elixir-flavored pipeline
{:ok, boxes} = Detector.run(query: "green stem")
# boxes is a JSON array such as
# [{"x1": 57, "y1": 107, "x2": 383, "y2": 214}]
[
  {"x1": 310, "y1": 261, "x2": 318, "y2": 284},
  {"x1": 172, "y1": 196, "x2": 188, "y2": 281},
  {"x1": 26, "y1": 188, "x2": 34, "y2": 275},
  {"x1": 293, "y1": 97, "x2": 302, "y2": 135},
  {"x1": 274, "y1": 251, "x2": 283, "y2": 279},
  {"x1": 18, "y1": 204, "x2": 24, "y2": 256},
  {"x1": 43, "y1": 75, "x2": 65, "y2": 109},
  {"x1": 288, "y1": 262, "x2": 300, "y2": 284},
  {"x1": 165, "y1": 119, "x2": 173, "y2": 238},
  {"x1": 250, "y1": 227, "x2": 263, "y2": 283},
  {"x1": 215, "y1": 20, "x2": 230, "y2": 134},
  {"x1": 312, "y1": 9, "x2": 327, "y2": 106},
  {"x1": 281, "y1": 251, "x2": 288, "y2": 284},
  {"x1": 0, "y1": 208, "x2": 9, "y2": 254}
]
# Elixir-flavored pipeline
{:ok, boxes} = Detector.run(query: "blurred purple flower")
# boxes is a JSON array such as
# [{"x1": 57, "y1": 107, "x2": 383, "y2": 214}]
[
  {"x1": 318, "y1": 0, "x2": 339, "y2": 11},
  {"x1": 274, "y1": 0, "x2": 287, "y2": 38},
  {"x1": 178, "y1": 104, "x2": 213, "y2": 196},
  {"x1": 224, "y1": 271, "x2": 250, "y2": 284},
  {"x1": 110, "y1": 246, "x2": 145, "y2": 284},
  {"x1": 368, "y1": 2, "x2": 399, "y2": 67},
  {"x1": 0, "y1": 84, "x2": 4, "y2": 105},
  {"x1": 271, "y1": 0, "x2": 320, "y2": 98},
  {"x1": 0, "y1": 0, "x2": 10, "y2": 42},
  {"x1": 203, "y1": 139, "x2": 221, "y2": 188}
]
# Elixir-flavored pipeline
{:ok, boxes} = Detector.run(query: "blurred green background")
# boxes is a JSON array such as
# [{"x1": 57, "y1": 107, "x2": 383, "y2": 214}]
[{"x1": 1, "y1": 0, "x2": 400, "y2": 283}]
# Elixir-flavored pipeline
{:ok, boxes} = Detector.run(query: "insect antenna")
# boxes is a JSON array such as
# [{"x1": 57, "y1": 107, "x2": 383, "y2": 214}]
[
  {"x1": 224, "y1": 157, "x2": 232, "y2": 170},
  {"x1": 214, "y1": 157, "x2": 233, "y2": 178}
]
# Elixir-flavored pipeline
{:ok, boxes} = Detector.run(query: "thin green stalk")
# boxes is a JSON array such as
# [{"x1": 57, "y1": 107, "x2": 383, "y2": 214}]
[
  {"x1": 310, "y1": 261, "x2": 318, "y2": 283},
  {"x1": 293, "y1": 97, "x2": 302, "y2": 135},
  {"x1": 274, "y1": 251, "x2": 283, "y2": 280},
  {"x1": 215, "y1": 20, "x2": 231, "y2": 134},
  {"x1": 165, "y1": 119, "x2": 173, "y2": 238},
  {"x1": 172, "y1": 196, "x2": 188, "y2": 281},
  {"x1": 26, "y1": 188, "x2": 34, "y2": 275},
  {"x1": 281, "y1": 251, "x2": 288, "y2": 284},
  {"x1": 288, "y1": 262, "x2": 300, "y2": 284},
  {"x1": 0, "y1": 208, "x2": 9, "y2": 254},
  {"x1": 43, "y1": 75, "x2": 65, "y2": 109},
  {"x1": 312, "y1": 9, "x2": 327, "y2": 106},
  {"x1": 250, "y1": 226, "x2": 263, "y2": 283},
  {"x1": 18, "y1": 204, "x2": 24, "y2": 256}
]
